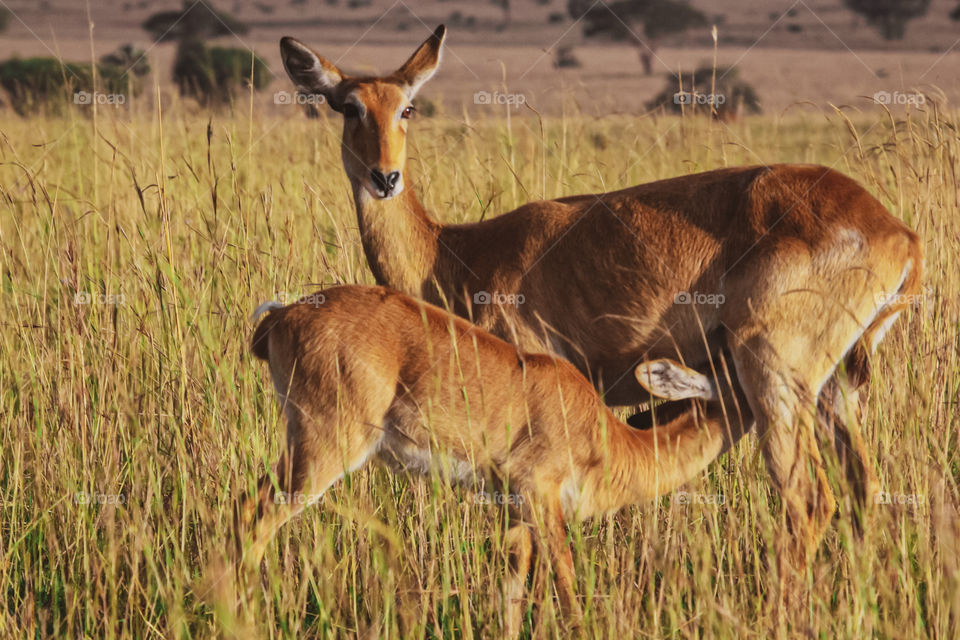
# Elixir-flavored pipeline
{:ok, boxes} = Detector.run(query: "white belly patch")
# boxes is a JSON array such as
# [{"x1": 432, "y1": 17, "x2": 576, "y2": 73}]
[{"x1": 382, "y1": 439, "x2": 478, "y2": 486}]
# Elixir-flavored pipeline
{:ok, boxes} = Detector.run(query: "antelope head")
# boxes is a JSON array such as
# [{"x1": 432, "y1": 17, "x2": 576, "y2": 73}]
[{"x1": 280, "y1": 25, "x2": 446, "y2": 199}]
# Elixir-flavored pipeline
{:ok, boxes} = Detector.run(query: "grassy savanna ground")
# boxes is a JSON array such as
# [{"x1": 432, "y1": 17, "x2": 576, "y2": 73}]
[{"x1": 1, "y1": 101, "x2": 958, "y2": 638}]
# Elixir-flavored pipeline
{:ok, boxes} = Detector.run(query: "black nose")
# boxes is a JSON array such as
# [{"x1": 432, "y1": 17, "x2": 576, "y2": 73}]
[{"x1": 370, "y1": 169, "x2": 400, "y2": 193}]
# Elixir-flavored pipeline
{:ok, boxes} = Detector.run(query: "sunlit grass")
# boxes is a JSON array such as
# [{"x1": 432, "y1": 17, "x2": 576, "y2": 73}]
[{"x1": 1, "y1": 102, "x2": 957, "y2": 638}]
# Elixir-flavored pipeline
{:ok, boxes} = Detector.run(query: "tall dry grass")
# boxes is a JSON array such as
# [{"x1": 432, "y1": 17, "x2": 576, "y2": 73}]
[{"x1": 1, "y1": 101, "x2": 957, "y2": 638}]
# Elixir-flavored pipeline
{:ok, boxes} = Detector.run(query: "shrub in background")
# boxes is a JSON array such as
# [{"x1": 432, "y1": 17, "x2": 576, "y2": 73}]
[
  {"x1": 0, "y1": 45, "x2": 148, "y2": 115},
  {"x1": 646, "y1": 65, "x2": 761, "y2": 120},
  {"x1": 173, "y1": 41, "x2": 270, "y2": 106}
]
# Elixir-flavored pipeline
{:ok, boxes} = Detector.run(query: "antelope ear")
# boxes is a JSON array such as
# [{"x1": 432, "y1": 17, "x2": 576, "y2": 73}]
[
  {"x1": 280, "y1": 37, "x2": 345, "y2": 109},
  {"x1": 635, "y1": 359, "x2": 718, "y2": 401},
  {"x1": 393, "y1": 25, "x2": 446, "y2": 98}
]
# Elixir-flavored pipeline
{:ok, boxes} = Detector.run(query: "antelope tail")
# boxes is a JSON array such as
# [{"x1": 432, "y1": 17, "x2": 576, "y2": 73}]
[{"x1": 251, "y1": 301, "x2": 285, "y2": 361}]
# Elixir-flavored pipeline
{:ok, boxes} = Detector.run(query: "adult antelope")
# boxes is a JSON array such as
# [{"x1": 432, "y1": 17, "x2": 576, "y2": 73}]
[
  {"x1": 278, "y1": 26, "x2": 924, "y2": 568},
  {"x1": 236, "y1": 286, "x2": 745, "y2": 634}
]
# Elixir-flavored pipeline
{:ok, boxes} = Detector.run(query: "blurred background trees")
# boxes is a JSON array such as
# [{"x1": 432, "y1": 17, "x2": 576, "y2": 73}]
[
  {"x1": 568, "y1": 0, "x2": 707, "y2": 74},
  {"x1": 0, "y1": 45, "x2": 148, "y2": 115},
  {"x1": 646, "y1": 65, "x2": 761, "y2": 120},
  {"x1": 142, "y1": 0, "x2": 270, "y2": 106},
  {"x1": 843, "y1": 0, "x2": 930, "y2": 40}
]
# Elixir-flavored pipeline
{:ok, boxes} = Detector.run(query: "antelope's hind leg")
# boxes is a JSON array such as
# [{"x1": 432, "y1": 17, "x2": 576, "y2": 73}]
[
  {"x1": 729, "y1": 332, "x2": 838, "y2": 571},
  {"x1": 499, "y1": 490, "x2": 582, "y2": 636},
  {"x1": 725, "y1": 283, "x2": 890, "y2": 579},
  {"x1": 818, "y1": 367, "x2": 878, "y2": 535}
]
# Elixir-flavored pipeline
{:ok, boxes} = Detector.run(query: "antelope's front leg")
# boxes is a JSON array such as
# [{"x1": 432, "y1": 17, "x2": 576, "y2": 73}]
[
  {"x1": 540, "y1": 498, "x2": 582, "y2": 624},
  {"x1": 502, "y1": 520, "x2": 533, "y2": 638}
]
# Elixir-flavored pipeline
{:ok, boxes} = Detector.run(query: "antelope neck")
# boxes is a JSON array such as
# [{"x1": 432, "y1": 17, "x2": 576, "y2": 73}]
[{"x1": 351, "y1": 173, "x2": 441, "y2": 297}]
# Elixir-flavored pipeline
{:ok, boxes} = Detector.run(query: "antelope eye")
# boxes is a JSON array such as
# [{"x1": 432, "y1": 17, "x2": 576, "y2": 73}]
[
  {"x1": 342, "y1": 103, "x2": 360, "y2": 118},
  {"x1": 401, "y1": 106, "x2": 415, "y2": 119}
]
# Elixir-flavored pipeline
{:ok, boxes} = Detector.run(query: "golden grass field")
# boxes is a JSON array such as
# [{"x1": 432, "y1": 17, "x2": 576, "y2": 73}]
[{"x1": 1, "y1": 101, "x2": 958, "y2": 638}]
